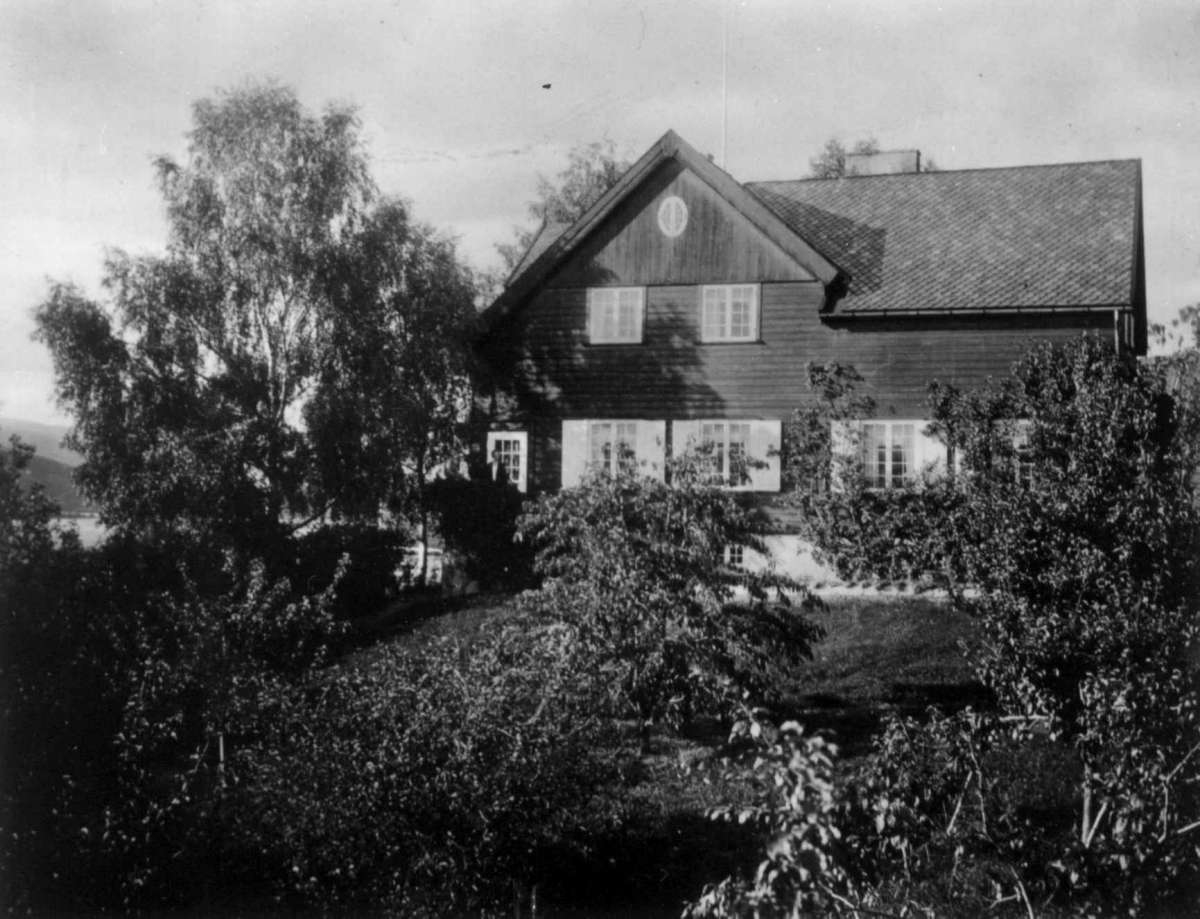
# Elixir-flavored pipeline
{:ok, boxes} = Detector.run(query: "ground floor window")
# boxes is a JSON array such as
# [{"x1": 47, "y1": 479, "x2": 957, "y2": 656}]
[
  {"x1": 671, "y1": 419, "x2": 781, "y2": 492},
  {"x1": 561, "y1": 419, "x2": 667, "y2": 487},
  {"x1": 588, "y1": 421, "x2": 639, "y2": 475},
  {"x1": 861, "y1": 421, "x2": 916, "y2": 489},
  {"x1": 701, "y1": 421, "x2": 751, "y2": 485},
  {"x1": 486, "y1": 430, "x2": 528, "y2": 492}
]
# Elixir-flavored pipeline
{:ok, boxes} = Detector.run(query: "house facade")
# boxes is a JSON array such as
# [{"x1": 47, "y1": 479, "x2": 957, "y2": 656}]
[{"x1": 475, "y1": 130, "x2": 1146, "y2": 574}]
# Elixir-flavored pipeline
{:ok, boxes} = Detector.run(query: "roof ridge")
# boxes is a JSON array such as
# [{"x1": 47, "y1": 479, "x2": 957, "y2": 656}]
[{"x1": 746, "y1": 157, "x2": 1141, "y2": 187}]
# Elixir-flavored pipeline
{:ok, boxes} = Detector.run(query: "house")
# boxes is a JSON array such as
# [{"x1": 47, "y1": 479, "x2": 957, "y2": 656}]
[{"x1": 475, "y1": 130, "x2": 1146, "y2": 575}]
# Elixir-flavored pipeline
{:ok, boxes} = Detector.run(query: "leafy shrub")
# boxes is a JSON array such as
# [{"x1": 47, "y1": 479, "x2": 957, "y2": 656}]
[
  {"x1": 687, "y1": 716, "x2": 849, "y2": 918},
  {"x1": 425, "y1": 474, "x2": 533, "y2": 590},
  {"x1": 292, "y1": 522, "x2": 409, "y2": 619},
  {"x1": 517, "y1": 461, "x2": 821, "y2": 750},
  {"x1": 799, "y1": 335, "x2": 1200, "y2": 910},
  {"x1": 223, "y1": 620, "x2": 614, "y2": 912}
]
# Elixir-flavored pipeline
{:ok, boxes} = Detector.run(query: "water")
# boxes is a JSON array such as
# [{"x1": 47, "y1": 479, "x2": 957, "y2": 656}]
[{"x1": 58, "y1": 515, "x2": 108, "y2": 548}]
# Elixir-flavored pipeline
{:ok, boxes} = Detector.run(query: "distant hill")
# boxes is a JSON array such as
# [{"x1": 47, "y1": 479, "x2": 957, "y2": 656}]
[
  {"x1": 2, "y1": 417, "x2": 96, "y2": 515},
  {"x1": 0, "y1": 417, "x2": 82, "y2": 467},
  {"x1": 23, "y1": 453, "x2": 96, "y2": 515}
]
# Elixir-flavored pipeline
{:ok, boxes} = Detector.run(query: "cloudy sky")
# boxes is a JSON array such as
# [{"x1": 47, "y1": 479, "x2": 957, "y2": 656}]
[{"x1": 3, "y1": 0, "x2": 1198, "y2": 424}]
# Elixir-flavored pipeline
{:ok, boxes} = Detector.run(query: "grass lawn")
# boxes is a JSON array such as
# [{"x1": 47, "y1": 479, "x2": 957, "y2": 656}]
[{"x1": 781, "y1": 593, "x2": 988, "y2": 757}]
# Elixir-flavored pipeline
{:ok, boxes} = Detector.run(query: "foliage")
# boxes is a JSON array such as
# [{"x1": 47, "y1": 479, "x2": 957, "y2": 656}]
[
  {"x1": 517, "y1": 458, "x2": 821, "y2": 750},
  {"x1": 305, "y1": 200, "x2": 476, "y2": 573},
  {"x1": 808, "y1": 137, "x2": 880, "y2": 179},
  {"x1": 800, "y1": 335, "x2": 1200, "y2": 908},
  {"x1": 1149, "y1": 302, "x2": 1200, "y2": 484},
  {"x1": 224, "y1": 621, "x2": 614, "y2": 912},
  {"x1": 494, "y1": 139, "x2": 629, "y2": 280},
  {"x1": 34, "y1": 84, "x2": 370, "y2": 551},
  {"x1": 0, "y1": 520, "x2": 346, "y2": 909},
  {"x1": 425, "y1": 475, "x2": 534, "y2": 590},
  {"x1": 687, "y1": 716, "x2": 849, "y2": 918},
  {"x1": 809, "y1": 135, "x2": 938, "y2": 177},
  {"x1": 291, "y1": 522, "x2": 409, "y2": 621},
  {"x1": 33, "y1": 82, "x2": 474, "y2": 557},
  {"x1": 779, "y1": 361, "x2": 953, "y2": 588}
]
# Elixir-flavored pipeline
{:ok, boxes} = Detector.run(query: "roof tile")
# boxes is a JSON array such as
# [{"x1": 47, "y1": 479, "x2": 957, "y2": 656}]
[{"x1": 746, "y1": 160, "x2": 1139, "y2": 314}]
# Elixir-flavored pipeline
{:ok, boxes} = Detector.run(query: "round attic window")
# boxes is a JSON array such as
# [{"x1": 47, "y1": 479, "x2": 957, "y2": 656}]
[{"x1": 657, "y1": 196, "x2": 688, "y2": 237}]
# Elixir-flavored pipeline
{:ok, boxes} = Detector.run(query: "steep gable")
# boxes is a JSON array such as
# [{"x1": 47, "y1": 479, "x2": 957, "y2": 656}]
[{"x1": 481, "y1": 130, "x2": 841, "y2": 333}]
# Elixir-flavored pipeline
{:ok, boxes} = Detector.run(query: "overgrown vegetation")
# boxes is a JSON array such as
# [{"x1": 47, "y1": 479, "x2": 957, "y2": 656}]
[
  {"x1": 692, "y1": 330, "x2": 1200, "y2": 916},
  {"x1": 517, "y1": 453, "x2": 822, "y2": 752},
  {"x1": 9, "y1": 80, "x2": 1199, "y2": 916}
]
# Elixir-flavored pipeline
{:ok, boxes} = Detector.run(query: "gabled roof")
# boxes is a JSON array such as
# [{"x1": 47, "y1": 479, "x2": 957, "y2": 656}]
[
  {"x1": 484, "y1": 131, "x2": 1143, "y2": 327},
  {"x1": 748, "y1": 159, "x2": 1142, "y2": 315},
  {"x1": 481, "y1": 130, "x2": 842, "y2": 331}
]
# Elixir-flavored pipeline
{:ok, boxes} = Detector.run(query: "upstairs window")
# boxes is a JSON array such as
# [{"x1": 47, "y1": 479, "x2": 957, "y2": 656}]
[
  {"x1": 701, "y1": 285, "x2": 759, "y2": 342},
  {"x1": 589, "y1": 421, "x2": 639, "y2": 475},
  {"x1": 588, "y1": 287, "x2": 644, "y2": 344},
  {"x1": 861, "y1": 422, "x2": 915, "y2": 489}
]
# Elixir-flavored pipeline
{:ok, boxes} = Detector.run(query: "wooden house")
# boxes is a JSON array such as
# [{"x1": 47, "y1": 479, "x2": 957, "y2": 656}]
[{"x1": 475, "y1": 130, "x2": 1146, "y2": 573}]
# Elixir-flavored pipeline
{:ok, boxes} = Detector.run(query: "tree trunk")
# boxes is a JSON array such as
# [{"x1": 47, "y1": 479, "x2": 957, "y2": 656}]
[
  {"x1": 417, "y1": 452, "x2": 430, "y2": 587},
  {"x1": 1081, "y1": 771, "x2": 1092, "y2": 844}
]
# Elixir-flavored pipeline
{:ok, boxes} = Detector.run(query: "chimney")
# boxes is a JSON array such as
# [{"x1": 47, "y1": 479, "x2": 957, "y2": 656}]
[{"x1": 844, "y1": 149, "x2": 922, "y2": 176}]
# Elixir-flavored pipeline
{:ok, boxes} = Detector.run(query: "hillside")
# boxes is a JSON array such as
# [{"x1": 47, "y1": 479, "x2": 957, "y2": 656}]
[
  {"x1": 0, "y1": 417, "x2": 82, "y2": 466},
  {"x1": 2, "y1": 418, "x2": 95, "y2": 514}
]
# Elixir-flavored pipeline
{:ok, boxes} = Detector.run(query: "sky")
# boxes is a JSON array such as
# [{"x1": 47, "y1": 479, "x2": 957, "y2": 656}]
[{"x1": 3, "y1": 0, "x2": 1199, "y2": 425}]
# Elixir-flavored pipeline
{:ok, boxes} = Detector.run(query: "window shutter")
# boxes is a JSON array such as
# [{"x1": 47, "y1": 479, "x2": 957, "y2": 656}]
[
  {"x1": 635, "y1": 420, "x2": 667, "y2": 480},
  {"x1": 829, "y1": 420, "x2": 857, "y2": 492},
  {"x1": 748, "y1": 419, "x2": 781, "y2": 492},
  {"x1": 917, "y1": 423, "x2": 948, "y2": 478},
  {"x1": 671, "y1": 420, "x2": 702, "y2": 460},
  {"x1": 560, "y1": 420, "x2": 589, "y2": 488}
]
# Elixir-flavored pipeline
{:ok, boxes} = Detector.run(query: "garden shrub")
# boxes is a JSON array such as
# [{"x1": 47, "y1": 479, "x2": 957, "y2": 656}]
[
  {"x1": 292, "y1": 521, "x2": 409, "y2": 619},
  {"x1": 223, "y1": 619, "x2": 615, "y2": 912},
  {"x1": 425, "y1": 474, "x2": 533, "y2": 590},
  {"x1": 790, "y1": 335, "x2": 1200, "y2": 912},
  {"x1": 517, "y1": 460, "x2": 821, "y2": 751},
  {"x1": 687, "y1": 716, "x2": 849, "y2": 918}
]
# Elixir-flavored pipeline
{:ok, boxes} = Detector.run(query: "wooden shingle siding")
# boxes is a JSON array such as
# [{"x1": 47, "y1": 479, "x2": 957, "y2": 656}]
[
  {"x1": 494, "y1": 281, "x2": 1112, "y2": 429},
  {"x1": 549, "y1": 163, "x2": 816, "y2": 288}
]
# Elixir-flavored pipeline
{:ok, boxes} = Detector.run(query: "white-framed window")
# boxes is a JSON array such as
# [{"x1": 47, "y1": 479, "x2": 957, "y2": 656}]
[
  {"x1": 861, "y1": 421, "x2": 916, "y2": 489},
  {"x1": 671, "y1": 419, "x2": 781, "y2": 492},
  {"x1": 588, "y1": 420, "x2": 639, "y2": 475},
  {"x1": 486, "y1": 430, "x2": 528, "y2": 493},
  {"x1": 588, "y1": 287, "x2": 645, "y2": 344},
  {"x1": 700, "y1": 284, "x2": 759, "y2": 342},
  {"x1": 831, "y1": 419, "x2": 949, "y2": 491},
  {"x1": 701, "y1": 420, "x2": 751, "y2": 486},
  {"x1": 561, "y1": 420, "x2": 667, "y2": 487},
  {"x1": 723, "y1": 543, "x2": 745, "y2": 570}
]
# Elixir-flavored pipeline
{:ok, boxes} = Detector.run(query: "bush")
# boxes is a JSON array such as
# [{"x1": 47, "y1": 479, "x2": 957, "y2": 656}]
[
  {"x1": 798, "y1": 335, "x2": 1200, "y2": 911},
  {"x1": 292, "y1": 522, "x2": 409, "y2": 619},
  {"x1": 425, "y1": 474, "x2": 533, "y2": 590},
  {"x1": 517, "y1": 462, "x2": 821, "y2": 751},
  {"x1": 687, "y1": 716, "x2": 848, "y2": 918},
  {"x1": 222, "y1": 620, "x2": 614, "y2": 912}
]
